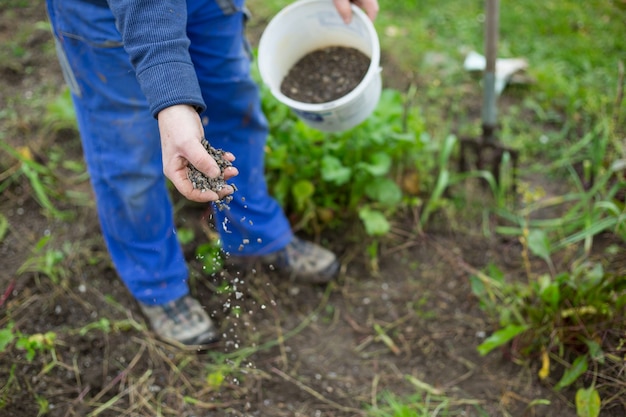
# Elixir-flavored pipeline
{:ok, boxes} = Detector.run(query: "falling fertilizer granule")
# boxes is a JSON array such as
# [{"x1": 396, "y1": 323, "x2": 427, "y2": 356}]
[{"x1": 187, "y1": 137, "x2": 236, "y2": 209}]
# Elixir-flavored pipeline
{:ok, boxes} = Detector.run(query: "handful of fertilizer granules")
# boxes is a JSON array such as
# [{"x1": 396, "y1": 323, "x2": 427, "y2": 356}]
[{"x1": 187, "y1": 138, "x2": 236, "y2": 209}]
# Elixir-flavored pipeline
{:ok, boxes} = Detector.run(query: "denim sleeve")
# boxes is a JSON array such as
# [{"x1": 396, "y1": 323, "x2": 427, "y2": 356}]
[{"x1": 106, "y1": 0, "x2": 206, "y2": 117}]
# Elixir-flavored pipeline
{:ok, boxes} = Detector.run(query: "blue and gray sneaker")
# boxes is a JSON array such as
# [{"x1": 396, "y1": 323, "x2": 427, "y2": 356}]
[
  {"x1": 227, "y1": 236, "x2": 339, "y2": 284},
  {"x1": 139, "y1": 296, "x2": 218, "y2": 346}
]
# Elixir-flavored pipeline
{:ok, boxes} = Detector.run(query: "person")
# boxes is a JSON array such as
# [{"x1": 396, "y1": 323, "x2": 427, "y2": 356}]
[{"x1": 45, "y1": 0, "x2": 379, "y2": 347}]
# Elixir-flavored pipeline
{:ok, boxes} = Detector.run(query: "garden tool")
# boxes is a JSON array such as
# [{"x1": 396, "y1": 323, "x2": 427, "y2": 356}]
[{"x1": 459, "y1": 0, "x2": 519, "y2": 186}]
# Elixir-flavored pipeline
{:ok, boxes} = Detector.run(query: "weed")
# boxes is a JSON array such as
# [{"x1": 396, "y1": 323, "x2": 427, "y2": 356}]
[
  {"x1": 0, "y1": 364, "x2": 17, "y2": 409},
  {"x1": 15, "y1": 331, "x2": 57, "y2": 362},
  {"x1": 258, "y1": 79, "x2": 428, "y2": 236},
  {"x1": 0, "y1": 213, "x2": 7, "y2": 242},
  {"x1": 0, "y1": 138, "x2": 73, "y2": 220},
  {"x1": 471, "y1": 253, "x2": 626, "y2": 415},
  {"x1": 17, "y1": 235, "x2": 69, "y2": 284},
  {"x1": 367, "y1": 386, "x2": 485, "y2": 417},
  {"x1": 196, "y1": 240, "x2": 224, "y2": 275},
  {"x1": 43, "y1": 87, "x2": 77, "y2": 133},
  {"x1": 76, "y1": 317, "x2": 143, "y2": 336}
]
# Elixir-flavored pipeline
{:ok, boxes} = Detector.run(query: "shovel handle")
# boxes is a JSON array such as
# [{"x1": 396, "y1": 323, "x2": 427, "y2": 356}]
[{"x1": 482, "y1": 0, "x2": 499, "y2": 135}]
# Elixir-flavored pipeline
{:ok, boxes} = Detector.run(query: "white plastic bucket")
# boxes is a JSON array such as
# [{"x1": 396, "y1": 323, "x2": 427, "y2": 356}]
[{"x1": 258, "y1": 0, "x2": 382, "y2": 132}]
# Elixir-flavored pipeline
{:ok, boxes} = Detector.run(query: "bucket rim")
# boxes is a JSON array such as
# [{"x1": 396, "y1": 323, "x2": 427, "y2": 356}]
[{"x1": 258, "y1": 0, "x2": 381, "y2": 112}]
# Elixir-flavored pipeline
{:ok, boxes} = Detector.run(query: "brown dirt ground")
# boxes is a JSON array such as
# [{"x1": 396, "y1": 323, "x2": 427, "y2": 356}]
[{"x1": 1, "y1": 2, "x2": 623, "y2": 417}]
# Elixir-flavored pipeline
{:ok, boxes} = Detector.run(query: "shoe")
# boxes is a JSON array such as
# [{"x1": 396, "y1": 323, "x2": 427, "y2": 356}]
[
  {"x1": 139, "y1": 296, "x2": 218, "y2": 346},
  {"x1": 226, "y1": 236, "x2": 339, "y2": 284}
]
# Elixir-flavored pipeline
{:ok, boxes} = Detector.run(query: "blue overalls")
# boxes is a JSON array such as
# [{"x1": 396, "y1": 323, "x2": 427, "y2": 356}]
[{"x1": 45, "y1": 0, "x2": 292, "y2": 305}]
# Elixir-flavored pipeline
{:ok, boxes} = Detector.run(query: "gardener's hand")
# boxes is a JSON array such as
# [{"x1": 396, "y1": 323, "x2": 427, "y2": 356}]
[
  {"x1": 333, "y1": 0, "x2": 379, "y2": 23},
  {"x1": 158, "y1": 104, "x2": 238, "y2": 203}
]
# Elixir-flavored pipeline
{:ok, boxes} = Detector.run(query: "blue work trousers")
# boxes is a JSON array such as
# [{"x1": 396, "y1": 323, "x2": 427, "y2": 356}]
[{"x1": 46, "y1": 0, "x2": 292, "y2": 305}]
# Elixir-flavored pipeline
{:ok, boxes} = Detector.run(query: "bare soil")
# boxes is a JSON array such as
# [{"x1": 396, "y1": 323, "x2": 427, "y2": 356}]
[
  {"x1": 280, "y1": 46, "x2": 370, "y2": 103},
  {"x1": 1, "y1": 2, "x2": 623, "y2": 417}
]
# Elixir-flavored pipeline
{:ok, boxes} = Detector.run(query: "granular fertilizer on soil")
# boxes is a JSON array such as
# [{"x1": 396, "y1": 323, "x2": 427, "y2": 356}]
[
  {"x1": 187, "y1": 137, "x2": 235, "y2": 209},
  {"x1": 280, "y1": 46, "x2": 370, "y2": 104}
]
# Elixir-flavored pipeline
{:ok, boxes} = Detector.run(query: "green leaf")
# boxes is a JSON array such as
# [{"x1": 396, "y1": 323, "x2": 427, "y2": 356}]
[
  {"x1": 358, "y1": 207, "x2": 391, "y2": 236},
  {"x1": 575, "y1": 386, "x2": 601, "y2": 417},
  {"x1": 364, "y1": 177, "x2": 402, "y2": 206},
  {"x1": 555, "y1": 355, "x2": 588, "y2": 390},
  {"x1": 0, "y1": 213, "x2": 8, "y2": 242},
  {"x1": 321, "y1": 155, "x2": 351, "y2": 185},
  {"x1": 206, "y1": 370, "x2": 225, "y2": 389},
  {"x1": 291, "y1": 179, "x2": 315, "y2": 211},
  {"x1": 485, "y1": 263, "x2": 505, "y2": 283},
  {"x1": 538, "y1": 274, "x2": 560, "y2": 309},
  {"x1": 362, "y1": 152, "x2": 392, "y2": 176},
  {"x1": 469, "y1": 275, "x2": 485, "y2": 297},
  {"x1": 265, "y1": 144, "x2": 288, "y2": 169},
  {"x1": 584, "y1": 339, "x2": 605, "y2": 364},
  {"x1": 477, "y1": 324, "x2": 528, "y2": 356},
  {"x1": 44, "y1": 87, "x2": 77, "y2": 131},
  {"x1": 528, "y1": 229, "x2": 552, "y2": 262},
  {"x1": 195, "y1": 243, "x2": 223, "y2": 275},
  {"x1": 176, "y1": 227, "x2": 195, "y2": 245},
  {"x1": 0, "y1": 326, "x2": 15, "y2": 352}
]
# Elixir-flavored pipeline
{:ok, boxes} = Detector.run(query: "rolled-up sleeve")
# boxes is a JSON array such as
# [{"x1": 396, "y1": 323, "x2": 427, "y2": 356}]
[{"x1": 106, "y1": 0, "x2": 206, "y2": 117}]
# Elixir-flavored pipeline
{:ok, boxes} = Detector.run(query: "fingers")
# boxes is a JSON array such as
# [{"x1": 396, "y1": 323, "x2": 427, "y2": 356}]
[
  {"x1": 356, "y1": 0, "x2": 379, "y2": 21},
  {"x1": 186, "y1": 140, "x2": 222, "y2": 179},
  {"x1": 169, "y1": 165, "x2": 238, "y2": 203},
  {"x1": 222, "y1": 165, "x2": 239, "y2": 181},
  {"x1": 333, "y1": 0, "x2": 379, "y2": 23},
  {"x1": 332, "y1": 0, "x2": 352, "y2": 23}
]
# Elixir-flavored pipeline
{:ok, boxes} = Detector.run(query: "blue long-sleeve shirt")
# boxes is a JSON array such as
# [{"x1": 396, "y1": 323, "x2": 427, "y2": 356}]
[{"x1": 106, "y1": 0, "x2": 206, "y2": 117}]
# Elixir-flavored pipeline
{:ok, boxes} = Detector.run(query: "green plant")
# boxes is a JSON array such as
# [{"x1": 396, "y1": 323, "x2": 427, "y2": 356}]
[
  {"x1": 35, "y1": 394, "x2": 50, "y2": 417},
  {"x1": 15, "y1": 331, "x2": 57, "y2": 362},
  {"x1": 76, "y1": 317, "x2": 143, "y2": 336},
  {"x1": 1, "y1": 322, "x2": 57, "y2": 363},
  {"x1": 196, "y1": 240, "x2": 224, "y2": 275},
  {"x1": 0, "y1": 213, "x2": 7, "y2": 243},
  {"x1": 471, "y1": 251, "x2": 625, "y2": 416},
  {"x1": 259, "y1": 80, "x2": 428, "y2": 236},
  {"x1": 495, "y1": 160, "x2": 625, "y2": 255},
  {"x1": 0, "y1": 138, "x2": 73, "y2": 220},
  {"x1": 367, "y1": 377, "x2": 485, "y2": 417},
  {"x1": 43, "y1": 87, "x2": 77, "y2": 133},
  {"x1": 0, "y1": 323, "x2": 58, "y2": 413},
  {"x1": 0, "y1": 364, "x2": 17, "y2": 409},
  {"x1": 17, "y1": 235, "x2": 71, "y2": 284}
]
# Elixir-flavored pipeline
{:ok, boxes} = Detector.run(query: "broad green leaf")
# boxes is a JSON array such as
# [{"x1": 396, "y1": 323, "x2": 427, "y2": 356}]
[
  {"x1": 584, "y1": 339, "x2": 605, "y2": 364},
  {"x1": 358, "y1": 207, "x2": 390, "y2": 236},
  {"x1": 575, "y1": 386, "x2": 601, "y2": 417},
  {"x1": 175, "y1": 227, "x2": 195, "y2": 245},
  {"x1": 362, "y1": 152, "x2": 392, "y2": 176},
  {"x1": 469, "y1": 275, "x2": 485, "y2": 297},
  {"x1": 265, "y1": 144, "x2": 288, "y2": 169},
  {"x1": 477, "y1": 324, "x2": 528, "y2": 356},
  {"x1": 364, "y1": 177, "x2": 402, "y2": 206},
  {"x1": 321, "y1": 156, "x2": 351, "y2": 185},
  {"x1": 538, "y1": 274, "x2": 560, "y2": 309},
  {"x1": 485, "y1": 263, "x2": 505, "y2": 284},
  {"x1": 291, "y1": 179, "x2": 315, "y2": 211},
  {"x1": 528, "y1": 229, "x2": 552, "y2": 262},
  {"x1": 0, "y1": 327, "x2": 15, "y2": 352},
  {"x1": 555, "y1": 355, "x2": 588, "y2": 390}
]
